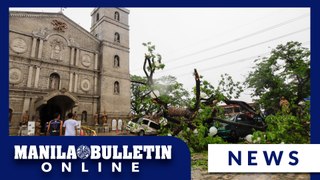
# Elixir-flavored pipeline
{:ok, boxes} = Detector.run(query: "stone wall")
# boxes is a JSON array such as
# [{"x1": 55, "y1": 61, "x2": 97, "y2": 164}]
[{"x1": 9, "y1": 9, "x2": 131, "y2": 135}]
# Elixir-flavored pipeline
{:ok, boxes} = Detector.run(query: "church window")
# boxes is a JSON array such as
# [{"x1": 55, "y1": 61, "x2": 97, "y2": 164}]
[
  {"x1": 49, "y1": 73, "x2": 60, "y2": 90},
  {"x1": 114, "y1": 32, "x2": 120, "y2": 43},
  {"x1": 114, "y1": 55, "x2": 120, "y2": 68},
  {"x1": 114, "y1": 11, "x2": 120, "y2": 21},
  {"x1": 114, "y1": 81, "x2": 120, "y2": 94}
]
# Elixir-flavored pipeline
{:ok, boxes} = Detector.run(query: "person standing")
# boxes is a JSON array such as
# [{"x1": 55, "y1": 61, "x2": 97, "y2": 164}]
[
  {"x1": 63, "y1": 112, "x2": 79, "y2": 136},
  {"x1": 20, "y1": 110, "x2": 29, "y2": 126},
  {"x1": 102, "y1": 111, "x2": 107, "y2": 125},
  {"x1": 47, "y1": 113, "x2": 63, "y2": 136},
  {"x1": 18, "y1": 110, "x2": 30, "y2": 136},
  {"x1": 279, "y1": 96, "x2": 290, "y2": 113}
]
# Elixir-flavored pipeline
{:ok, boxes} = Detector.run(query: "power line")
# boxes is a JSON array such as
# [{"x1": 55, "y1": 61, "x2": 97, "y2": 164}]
[
  {"x1": 172, "y1": 40, "x2": 310, "y2": 78},
  {"x1": 163, "y1": 9, "x2": 286, "y2": 56},
  {"x1": 164, "y1": 13, "x2": 308, "y2": 64},
  {"x1": 131, "y1": 13, "x2": 308, "y2": 72},
  {"x1": 174, "y1": 53, "x2": 269, "y2": 78},
  {"x1": 157, "y1": 27, "x2": 309, "y2": 74}
]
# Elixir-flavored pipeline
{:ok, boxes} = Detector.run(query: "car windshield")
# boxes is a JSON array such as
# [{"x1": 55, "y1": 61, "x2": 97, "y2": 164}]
[
  {"x1": 150, "y1": 122, "x2": 160, "y2": 130},
  {"x1": 131, "y1": 118, "x2": 140, "y2": 123},
  {"x1": 137, "y1": 118, "x2": 144, "y2": 123}
]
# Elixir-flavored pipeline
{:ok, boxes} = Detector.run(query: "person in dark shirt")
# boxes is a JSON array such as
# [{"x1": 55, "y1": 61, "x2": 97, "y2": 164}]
[{"x1": 47, "y1": 113, "x2": 63, "y2": 136}]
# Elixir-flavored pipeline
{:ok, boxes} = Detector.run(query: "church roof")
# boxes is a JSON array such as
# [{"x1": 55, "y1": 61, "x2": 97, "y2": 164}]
[{"x1": 9, "y1": 11, "x2": 99, "y2": 43}]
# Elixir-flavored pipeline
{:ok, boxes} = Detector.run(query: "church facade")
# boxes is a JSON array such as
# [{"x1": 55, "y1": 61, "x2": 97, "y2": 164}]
[{"x1": 9, "y1": 8, "x2": 131, "y2": 134}]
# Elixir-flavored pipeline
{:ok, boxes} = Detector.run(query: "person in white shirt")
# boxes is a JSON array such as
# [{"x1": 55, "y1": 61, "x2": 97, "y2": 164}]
[{"x1": 63, "y1": 112, "x2": 79, "y2": 136}]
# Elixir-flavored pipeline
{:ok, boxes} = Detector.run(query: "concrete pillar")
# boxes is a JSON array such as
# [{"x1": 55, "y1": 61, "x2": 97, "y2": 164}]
[
  {"x1": 92, "y1": 100, "x2": 97, "y2": 125},
  {"x1": 74, "y1": 73, "x2": 78, "y2": 93},
  {"x1": 94, "y1": 76, "x2": 98, "y2": 94},
  {"x1": 70, "y1": 47, "x2": 75, "y2": 65},
  {"x1": 37, "y1": 39, "x2": 43, "y2": 59},
  {"x1": 22, "y1": 98, "x2": 31, "y2": 113},
  {"x1": 27, "y1": 66, "x2": 33, "y2": 88},
  {"x1": 94, "y1": 53, "x2": 98, "y2": 70},
  {"x1": 69, "y1": 72, "x2": 73, "y2": 92},
  {"x1": 59, "y1": 80, "x2": 62, "y2": 90},
  {"x1": 31, "y1": 37, "x2": 37, "y2": 58},
  {"x1": 75, "y1": 49, "x2": 80, "y2": 66},
  {"x1": 34, "y1": 66, "x2": 40, "y2": 88}
]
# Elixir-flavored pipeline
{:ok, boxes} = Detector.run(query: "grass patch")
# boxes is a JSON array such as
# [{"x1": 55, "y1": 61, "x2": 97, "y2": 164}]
[{"x1": 191, "y1": 151, "x2": 208, "y2": 169}]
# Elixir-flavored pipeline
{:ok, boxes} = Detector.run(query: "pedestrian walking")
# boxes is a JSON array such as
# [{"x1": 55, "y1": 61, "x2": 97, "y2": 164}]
[
  {"x1": 63, "y1": 112, "x2": 79, "y2": 136},
  {"x1": 47, "y1": 113, "x2": 63, "y2": 136}
]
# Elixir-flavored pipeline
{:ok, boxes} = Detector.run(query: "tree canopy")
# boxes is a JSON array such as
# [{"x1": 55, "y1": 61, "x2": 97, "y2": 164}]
[{"x1": 246, "y1": 41, "x2": 310, "y2": 115}]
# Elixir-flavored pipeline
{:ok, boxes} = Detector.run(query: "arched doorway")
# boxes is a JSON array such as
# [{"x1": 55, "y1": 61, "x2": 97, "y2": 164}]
[{"x1": 38, "y1": 95, "x2": 76, "y2": 132}]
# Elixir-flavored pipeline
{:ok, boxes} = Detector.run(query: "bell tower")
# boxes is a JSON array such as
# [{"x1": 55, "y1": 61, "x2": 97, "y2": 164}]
[{"x1": 90, "y1": 8, "x2": 130, "y2": 119}]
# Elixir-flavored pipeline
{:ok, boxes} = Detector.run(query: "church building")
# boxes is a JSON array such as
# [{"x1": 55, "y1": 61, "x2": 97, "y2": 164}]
[{"x1": 9, "y1": 8, "x2": 131, "y2": 134}]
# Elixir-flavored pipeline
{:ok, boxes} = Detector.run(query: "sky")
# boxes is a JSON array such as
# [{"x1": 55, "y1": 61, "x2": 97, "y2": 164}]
[{"x1": 10, "y1": 8, "x2": 310, "y2": 102}]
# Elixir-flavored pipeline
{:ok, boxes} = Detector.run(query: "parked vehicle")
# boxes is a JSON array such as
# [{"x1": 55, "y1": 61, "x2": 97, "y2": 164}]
[
  {"x1": 126, "y1": 117, "x2": 160, "y2": 136},
  {"x1": 216, "y1": 113, "x2": 265, "y2": 142},
  {"x1": 212, "y1": 100, "x2": 267, "y2": 142}
]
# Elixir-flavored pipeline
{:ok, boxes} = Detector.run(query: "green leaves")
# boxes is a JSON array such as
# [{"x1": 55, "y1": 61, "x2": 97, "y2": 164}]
[
  {"x1": 252, "y1": 113, "x2": 310, "y2": 144},
  {"x1": 142, "y1": 42, "x2": 165, "y2": 74},
  {"x1": 154, "y1": 75, "x2": 190, "y2": 106},
  {"x1": 130, "y1": 74, "x2": 191, "y2": 116},
  {"x1": 177, "y1": 124, "x2": 227, "y2": 153},
  {"x1": 246, "y1": 41, "x2": 310, "y2": 115},
  {"x1": 130, "y1": 75, "x2": 156, "y2": 115},
  {"x1": 198, "y1": 74, "x2": 243, "y2": 101}
]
